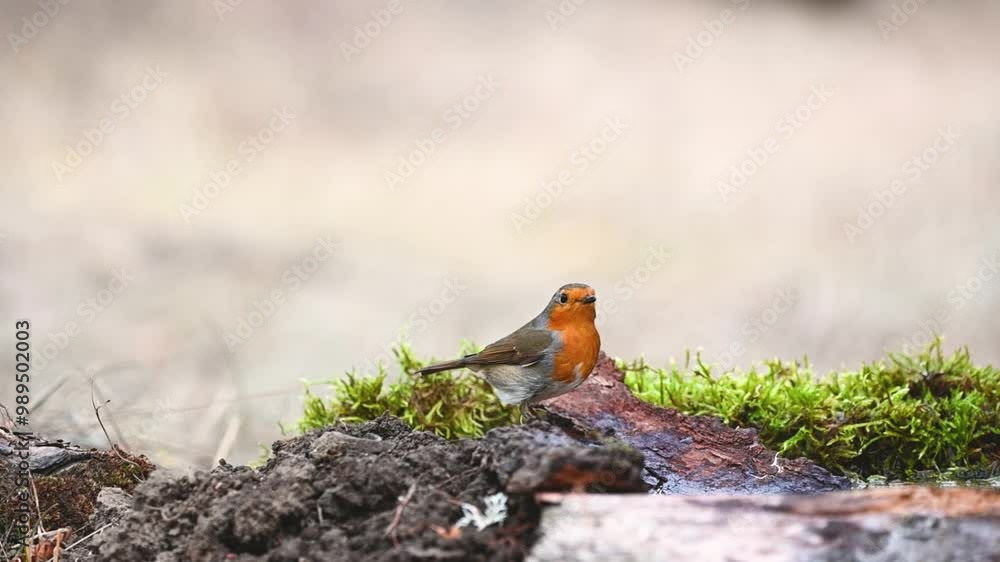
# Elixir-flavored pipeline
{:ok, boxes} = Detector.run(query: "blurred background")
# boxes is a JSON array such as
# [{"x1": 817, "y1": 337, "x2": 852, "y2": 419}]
[{"x1": 1, "y1": 0, "x2": 998, "y2": 468}]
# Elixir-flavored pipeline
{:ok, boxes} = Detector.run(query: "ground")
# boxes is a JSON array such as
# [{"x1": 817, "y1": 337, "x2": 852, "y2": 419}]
[{"x1": 70, "y1": 416, "x2": 645, "y2": 562}]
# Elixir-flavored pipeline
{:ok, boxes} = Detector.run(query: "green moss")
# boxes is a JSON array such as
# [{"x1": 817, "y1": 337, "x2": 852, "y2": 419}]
[
  {"x1": 297, "y1": 342, "x2": 518, "y2": 439},
  {"x1": 296, "y1": 339, "x2": 999, "y2": 480},
  {"x1": 621, "y1": 339, "x2": 1000, "y2": 480},
  {"x1": 0, "y1": 447, "x2": 153, "y2": 545}
]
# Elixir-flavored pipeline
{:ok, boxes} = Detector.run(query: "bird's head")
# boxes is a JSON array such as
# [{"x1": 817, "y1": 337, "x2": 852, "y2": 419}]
[{"x1": 545, "y1": 283, "x2": 597, "y2": 326}]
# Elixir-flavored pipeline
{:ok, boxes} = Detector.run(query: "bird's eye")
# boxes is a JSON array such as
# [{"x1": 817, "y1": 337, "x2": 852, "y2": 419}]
[{"x1": 559, "y1": 293, "x2": 568, "y2": 304}]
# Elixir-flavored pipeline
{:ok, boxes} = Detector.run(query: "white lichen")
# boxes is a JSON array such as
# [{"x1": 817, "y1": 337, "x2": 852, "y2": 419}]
[{"x1": 454, "y1": 492, "x2": 508, "y2": 531}]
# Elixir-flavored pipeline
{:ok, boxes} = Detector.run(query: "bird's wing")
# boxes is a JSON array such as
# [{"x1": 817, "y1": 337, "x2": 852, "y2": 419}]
[{"x1": 465, "y1": 328, "x2": 554, "y2": 367}]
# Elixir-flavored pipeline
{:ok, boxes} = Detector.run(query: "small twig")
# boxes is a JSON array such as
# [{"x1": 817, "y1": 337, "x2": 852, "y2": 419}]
[
  {"x1": 59, "y1": 522, "x2": 113, "y2": 553},
  {"x1": 89, "y1": 378, "x2": 140, "y2": 469},
  {"x1": 90, "y1": 377, "x2": 130, "y2": 451},
  {"x1": 91, "y1": 394, "x2": 114, "y2": 449},
  {"x1": 212, "y1": 415, "x2": 242, "y2": 464},
  {"x1": 52, "y1": 528, "x2": 64, "y2": 562},
  {"x1": 29, "y1": 471, "x2": 46, "y2": 537},
  {"x1": 385, "y1": 483, "x2": 417, "y2": 547}
]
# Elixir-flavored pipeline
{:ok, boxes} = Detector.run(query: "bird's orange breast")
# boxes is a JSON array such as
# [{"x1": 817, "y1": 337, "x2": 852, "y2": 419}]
[{"x1": 547, "y1": 320, "x2": 601, "y2": 384}]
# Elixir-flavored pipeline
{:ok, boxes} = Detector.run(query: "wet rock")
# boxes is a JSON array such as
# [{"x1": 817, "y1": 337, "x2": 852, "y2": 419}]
[
  {"x1": 91, "y1": 487, "x2": 133, "y2": 526},
  {"x1": 310, "y1": 430, "x2": 391, "y2": 458},
  {"x1": 543, "y1": 354, "x2": 850, "y2": 494}
]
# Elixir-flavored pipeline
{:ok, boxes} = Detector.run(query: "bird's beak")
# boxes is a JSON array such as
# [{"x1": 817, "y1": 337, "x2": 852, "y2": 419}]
[{"x1": 581, "y1": 295, "x2": 597, "y2": 304}]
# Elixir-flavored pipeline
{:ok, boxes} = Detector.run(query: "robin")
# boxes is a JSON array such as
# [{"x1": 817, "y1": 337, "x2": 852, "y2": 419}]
[{"x1": 416, "y1": 283, "x2": 601, "y2": 415}]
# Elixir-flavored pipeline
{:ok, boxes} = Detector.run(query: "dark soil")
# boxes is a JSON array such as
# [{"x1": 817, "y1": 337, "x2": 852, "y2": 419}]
[{"x1": 74, "y1": 416, "x2": 646, "y2": 562}]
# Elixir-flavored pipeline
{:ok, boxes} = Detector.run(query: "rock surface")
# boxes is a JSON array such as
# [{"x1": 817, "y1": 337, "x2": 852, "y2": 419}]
[
  {"x1": 545, "y1": 354, "x2": 850, "y2": 494},
  {"x1": 528, "y1": 487, "x2": 1000, "y2": 562}
]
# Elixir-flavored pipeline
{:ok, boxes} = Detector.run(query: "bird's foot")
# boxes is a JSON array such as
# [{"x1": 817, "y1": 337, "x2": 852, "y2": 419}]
[{"x1": 519, "y1": 403, "x2": 549, "y2": 424}]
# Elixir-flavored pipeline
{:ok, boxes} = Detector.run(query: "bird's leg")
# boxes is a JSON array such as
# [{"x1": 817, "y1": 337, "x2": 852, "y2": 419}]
[
  {"x1": 519, "y1": 402, "x2": 549, "y2": 423},
  {"x1": 518, "y1": 403, "x2": 533, "y2": 424}
]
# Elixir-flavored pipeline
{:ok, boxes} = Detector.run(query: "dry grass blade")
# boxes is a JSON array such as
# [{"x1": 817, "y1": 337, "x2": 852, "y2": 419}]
[{"x1": 385, "y1": 483, "x2": 417, "y2": 547}]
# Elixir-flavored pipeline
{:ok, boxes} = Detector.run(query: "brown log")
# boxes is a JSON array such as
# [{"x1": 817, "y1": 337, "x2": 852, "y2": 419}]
[
  {"x1": 528, "y1": 487, "x2": 1000, "y2": 562},
  {"x1": 544, "y1": 354, "x2": 850, "y2": 494}
]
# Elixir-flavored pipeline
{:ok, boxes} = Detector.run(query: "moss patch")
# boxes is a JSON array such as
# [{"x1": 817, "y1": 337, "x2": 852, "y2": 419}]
[
  {"x1": 298, "y1": 339, "x2": 1000, "y2": 481},
  {"x1": 0, "y1": 444, "x2": 153, "y2": 560},
  {"x1": 621, "y1": 340, "x2": 1000, "y2": 480},
  {"x1": 297, "y1": 342, "x2": 518, "y2": 438}
]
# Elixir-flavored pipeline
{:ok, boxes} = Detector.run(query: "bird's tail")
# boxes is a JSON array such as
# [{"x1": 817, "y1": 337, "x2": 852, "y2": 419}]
[{"x1": 415, "y1": 357, "x2": 470, "y2": 376}]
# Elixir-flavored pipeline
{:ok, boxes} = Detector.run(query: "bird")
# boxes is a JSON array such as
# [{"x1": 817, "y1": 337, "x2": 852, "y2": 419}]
[{"x1": 415, "y1": 283, "x2": 601, "y2": 416}]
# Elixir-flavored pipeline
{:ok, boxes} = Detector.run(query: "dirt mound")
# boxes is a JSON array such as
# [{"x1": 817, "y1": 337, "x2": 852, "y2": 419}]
[{"x1": 76, "y1": 416, "x2": 645, "y2": 562}]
